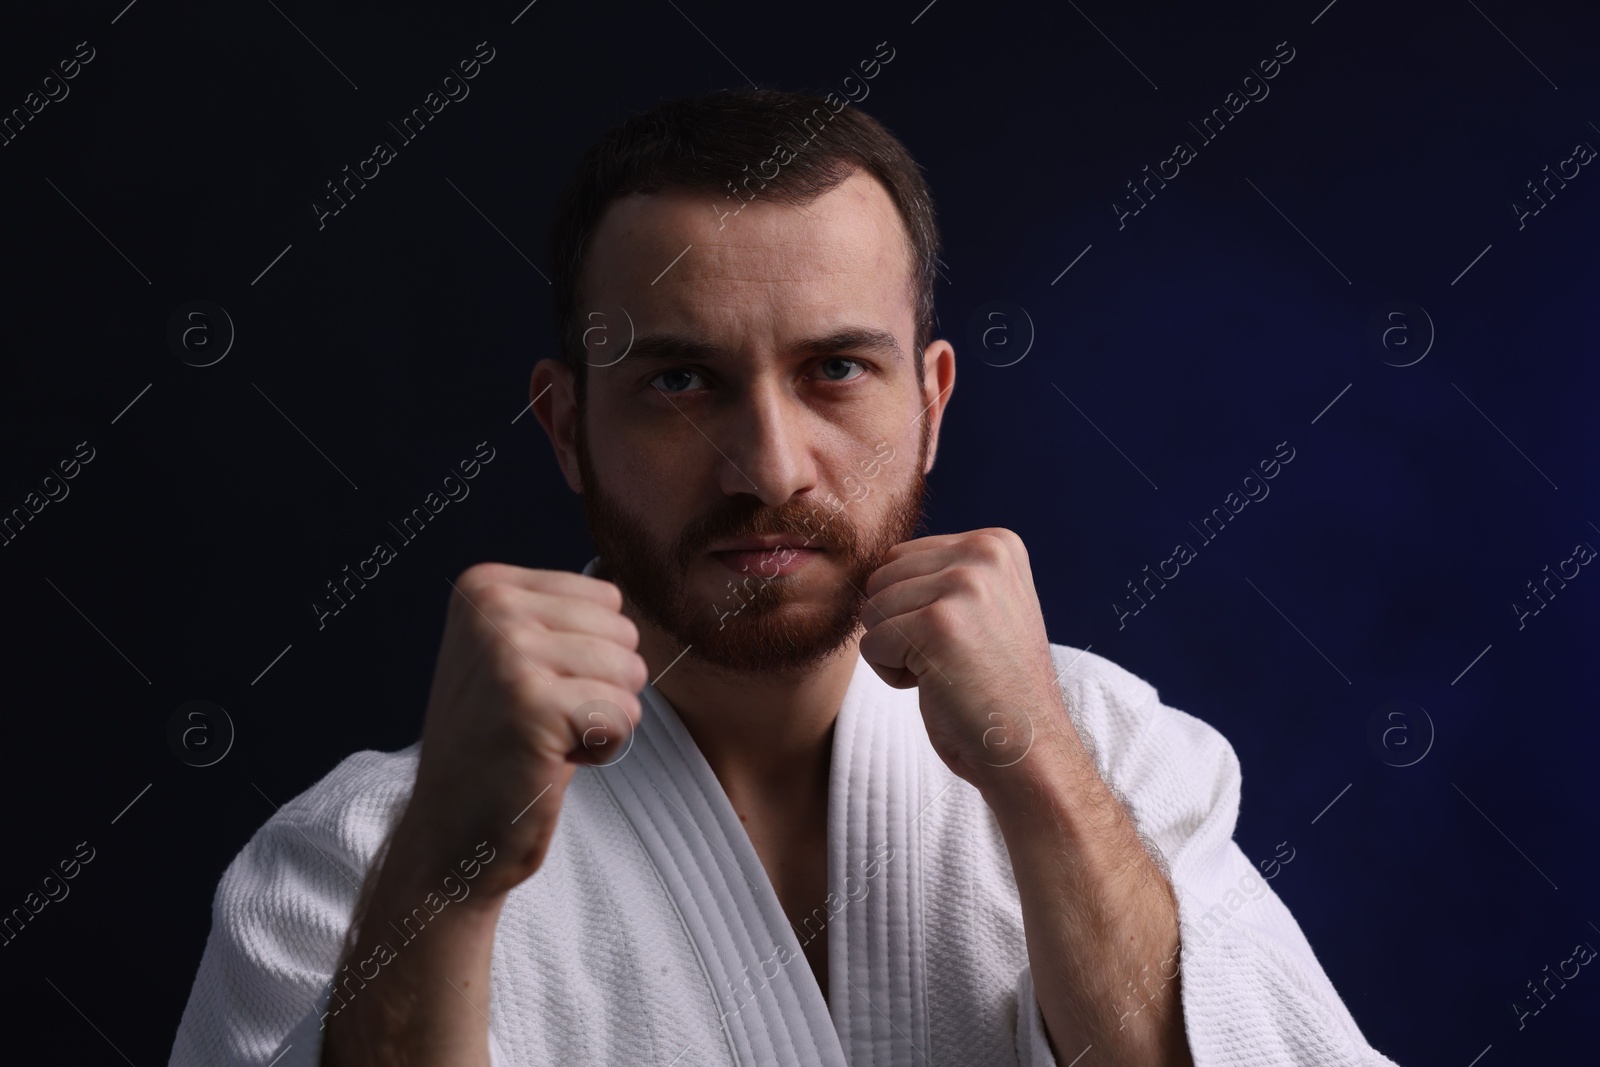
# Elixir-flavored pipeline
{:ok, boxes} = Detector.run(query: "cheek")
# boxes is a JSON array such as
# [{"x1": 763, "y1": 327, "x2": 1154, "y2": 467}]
[
  {"x1": 597, "y1": 441, "x2": 704, "y2": 546},
  {"x1": 625, "y1": 448, "x2": 698, "y2": 521}
]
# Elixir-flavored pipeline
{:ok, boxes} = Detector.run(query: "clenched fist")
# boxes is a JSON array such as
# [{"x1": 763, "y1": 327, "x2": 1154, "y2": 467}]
[{"x1": 393, "y1": 562, "x2": 650, "y2": 901}]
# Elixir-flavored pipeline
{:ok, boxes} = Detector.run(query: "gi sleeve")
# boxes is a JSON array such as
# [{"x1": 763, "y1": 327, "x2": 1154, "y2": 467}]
[
  {"x1": 165, "y1": 745, "x2": 512, "y2": 1066},
  {"x1": 1008, "y1": 645, "x2": 1403, "y2": 1067}
]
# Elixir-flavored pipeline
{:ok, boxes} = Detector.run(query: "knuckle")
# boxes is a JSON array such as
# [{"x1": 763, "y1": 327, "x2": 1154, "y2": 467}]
[
  {"x1": 582, "y1": 678, "x2": 640, "y2": 717},
  {"x1": 599, "y1": 640, "x2": 644, "y2": 690},
  {"x1": 992, "y1": 527, "x2": 1026, "y2": 560},
  {"x1": 950, "y1": 564, "x2": 985, "y2": 597},
  {"x1": 453, "y1": 562, "x2": 489, "y2": 588},
  {"x1": 456, "y1": 561, "x2": 508, "y2": 592},
  {"x1": 590, "y1": 578, "x2": 625, "y2": 609},
  {"x1": 566, "y1": 686, "x2": 634, "y2": 734},
  {"x1": 974, "y1": 530, "x2": 1010, "y2": 560},
  {"x1": 925, "y1": 596, "x2": 957, "y2": 630},
  {"x1": 492, "y1": 628, "x2": 548, "y2": 679},
  {"x1": 614, "y1": 685, "x2": 644, "y2": 721},
  {"x1": 473, "y1": 582, "x2": 523, "y2": 617}
]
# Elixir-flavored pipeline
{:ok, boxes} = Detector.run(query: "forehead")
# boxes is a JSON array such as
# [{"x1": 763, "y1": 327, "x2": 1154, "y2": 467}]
[{"x1": 579, "y1": 169, "x2": 915, "y2": 350}]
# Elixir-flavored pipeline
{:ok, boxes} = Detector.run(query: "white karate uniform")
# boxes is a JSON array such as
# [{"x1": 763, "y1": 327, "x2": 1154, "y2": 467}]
[{"x1": 167, "y1": 556, "x2": 1400, "y2": 1066}]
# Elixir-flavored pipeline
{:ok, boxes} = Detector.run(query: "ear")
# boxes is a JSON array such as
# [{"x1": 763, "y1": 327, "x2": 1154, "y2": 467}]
[
  {"x1": 919, "y1": 339, "x2": 955, "y2": 474},
  {"x1": 530, "y1": 359, "x2": 583, "y2": 493}
]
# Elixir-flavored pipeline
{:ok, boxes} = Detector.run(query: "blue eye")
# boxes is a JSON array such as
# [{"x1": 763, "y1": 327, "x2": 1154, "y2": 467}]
[
  {"x1": 648, "y1": 358, "x2": 866, "y2": 395},
  {"x1": 650, "y1": 368, "x2": 705, "y2": 393},
  {"x1": 816, "y1": 358, "x2": 865, "y2": 382}
]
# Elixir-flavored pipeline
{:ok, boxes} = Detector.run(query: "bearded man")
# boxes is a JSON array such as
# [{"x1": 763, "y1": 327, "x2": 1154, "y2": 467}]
[{"x1": 169, "y1": 88, "x2": 1398, "y2": 1067}]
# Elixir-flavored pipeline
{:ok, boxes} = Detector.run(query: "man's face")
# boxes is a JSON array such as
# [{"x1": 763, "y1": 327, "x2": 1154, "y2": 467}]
[{"x1": 565, "y1": 169, "x2": 946, "y2": 679}]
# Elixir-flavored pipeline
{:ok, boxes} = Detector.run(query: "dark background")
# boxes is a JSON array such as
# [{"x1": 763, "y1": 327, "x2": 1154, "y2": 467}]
[{"x1": 2, "y1": 0, "x2": 1596, "y2": 1063}]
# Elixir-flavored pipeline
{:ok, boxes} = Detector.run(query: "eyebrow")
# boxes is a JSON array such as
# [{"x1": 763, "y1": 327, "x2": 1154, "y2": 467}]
[{"x1": 617, "y1": 326, "x2": 903, "y2": 367}]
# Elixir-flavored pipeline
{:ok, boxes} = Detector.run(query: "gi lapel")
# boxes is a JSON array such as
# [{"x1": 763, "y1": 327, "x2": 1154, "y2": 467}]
[
  {"x1": 577, "y1": 554, "x2": 934, "y2": 1067},
  {"x1": 827, "y1": 652, "x2": 935, "y2": 1067},
  {"x1": 594, "y1": 676, "x2": 850, "y2": 1067}
]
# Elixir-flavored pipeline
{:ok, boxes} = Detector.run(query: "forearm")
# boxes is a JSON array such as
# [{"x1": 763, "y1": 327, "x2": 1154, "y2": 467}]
[
  {"x1": 321, "y1": 824, "x2": 507, "y2": 1067},
  {"x1": 980, "y1": 715, "x2": 1191, "y2": 1067}
]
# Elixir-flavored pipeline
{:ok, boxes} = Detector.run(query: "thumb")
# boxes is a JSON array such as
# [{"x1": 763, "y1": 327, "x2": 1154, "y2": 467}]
[{"x1": 865, "y1": 658, "x2": 918, "y2": 690}]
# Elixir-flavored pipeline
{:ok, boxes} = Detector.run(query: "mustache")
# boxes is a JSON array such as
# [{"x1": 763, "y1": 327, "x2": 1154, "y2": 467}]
[{"x1": 678, "y1": 500, "x2": 852, "y2": 559}]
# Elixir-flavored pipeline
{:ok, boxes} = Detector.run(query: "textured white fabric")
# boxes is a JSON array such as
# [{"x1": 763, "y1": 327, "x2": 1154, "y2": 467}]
[{"x1": 168, "y1": 555, "x2": 1400, "y2": 1066}]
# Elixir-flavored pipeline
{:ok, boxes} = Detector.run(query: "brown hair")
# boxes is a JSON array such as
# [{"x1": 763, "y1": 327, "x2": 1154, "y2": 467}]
[{"x1": 547, "y1": 87, "x2": 941, "y2": 408}]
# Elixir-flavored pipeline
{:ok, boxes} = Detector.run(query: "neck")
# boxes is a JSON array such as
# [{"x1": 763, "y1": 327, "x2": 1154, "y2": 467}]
[{"x1": 632, "y1": 610, "x2": 860, "y2": 804}]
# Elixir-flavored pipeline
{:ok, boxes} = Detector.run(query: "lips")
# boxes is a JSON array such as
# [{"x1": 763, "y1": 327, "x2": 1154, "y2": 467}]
[
  {"x1": 707, "y1": 534, "x2": 824, "y2": 553},
  {"x1": 708, "y1": 545, "x2": 823, "y2": 576}
]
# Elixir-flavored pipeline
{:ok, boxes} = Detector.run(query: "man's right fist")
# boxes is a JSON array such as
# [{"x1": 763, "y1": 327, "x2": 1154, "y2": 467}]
[{"x1": 395, "y1": 562, "x2": 649, "y2": 902}]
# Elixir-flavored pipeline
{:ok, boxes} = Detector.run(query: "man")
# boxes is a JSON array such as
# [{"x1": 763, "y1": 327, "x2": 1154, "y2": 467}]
[{"x1": 169, "y1": 89, "x2": 1399, "y2": 1066}]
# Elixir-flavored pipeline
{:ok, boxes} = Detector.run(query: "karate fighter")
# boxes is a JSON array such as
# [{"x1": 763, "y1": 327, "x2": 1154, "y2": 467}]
[{"x1": 169, "y1": 88, "x2": 1400, "y2": 1067}]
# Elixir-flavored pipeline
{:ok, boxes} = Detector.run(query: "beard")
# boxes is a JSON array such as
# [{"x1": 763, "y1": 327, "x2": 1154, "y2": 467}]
[{"x1": 574, "y1": 411, "x2": 931, "y2": 680}]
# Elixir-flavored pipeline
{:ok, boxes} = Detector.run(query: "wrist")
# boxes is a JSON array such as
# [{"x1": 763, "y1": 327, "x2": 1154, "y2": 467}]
[
  {"x1": 971, "y1": 715, "x2": 1092, "y2": 820},
  {"x1": 367, "y1": 821, "x2": 509, "y2": 928}
]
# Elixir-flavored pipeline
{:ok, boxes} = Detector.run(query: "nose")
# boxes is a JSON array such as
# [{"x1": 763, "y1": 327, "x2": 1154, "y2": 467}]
[{"x1": 716, "y1": 377, "x2": 818, "y2": 508}]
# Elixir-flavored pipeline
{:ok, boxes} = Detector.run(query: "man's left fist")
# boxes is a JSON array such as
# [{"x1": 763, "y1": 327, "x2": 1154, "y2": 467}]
[{"x1": 859, "y1": 528, "x2": 1070, "y2": 786}]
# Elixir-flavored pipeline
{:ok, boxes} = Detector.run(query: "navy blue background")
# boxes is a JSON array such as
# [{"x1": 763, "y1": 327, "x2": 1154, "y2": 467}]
[{"x1": 2, "y1": 1, "x2": 1596, "y2": 1063}]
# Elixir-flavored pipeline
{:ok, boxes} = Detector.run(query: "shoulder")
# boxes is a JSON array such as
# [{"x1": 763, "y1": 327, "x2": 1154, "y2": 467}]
[
  {"x1": 230, "y1": 741, "x2": 421, "y2": 883},
  {"x1": 1046, "y1": 644, "x2": 1243, "y2": 860},
  {"x1": 271, "y1": 740, "x2": 421, "y2": 838},
  {"x1": 1048, "y1": 643, "x2": 1236, "y2": 775},
  {"x1": 170, "y1": 742, "x2": 425, "y2": 1063},
  {"x1": 210, "y1": 741, "x2": 422, "y2": 963}
]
